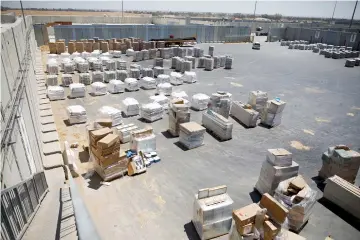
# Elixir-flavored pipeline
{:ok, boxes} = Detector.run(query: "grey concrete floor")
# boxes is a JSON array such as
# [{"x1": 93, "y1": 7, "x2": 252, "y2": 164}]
[{"x1": 50, "y1": 43, "x2": 360, "y2": 240}]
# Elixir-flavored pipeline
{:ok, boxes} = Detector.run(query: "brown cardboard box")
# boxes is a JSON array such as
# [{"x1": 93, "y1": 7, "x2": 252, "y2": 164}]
[
  {"x1": 93, "y1": 42, "x2": 100, "y2": 50},
  {"x1": 49, "y1": 42, "x2": 57, "y2": 54},
  {"x1": 91, "y1": 147, "x2": 120, "y2": 168},
  {"x1": 100, "y1": 42, "x2": 109, "y2": 52},
  {"x1": 95, "y1": 118, "x2": 112, "y2": 128},
  {"x1": 90, "y1": 127, "x2": 112, "y2": 145},
  {"x1": 56, "y1": 42, "x2": 65, "y2": 53},
  {"x1": 264, "y1": 220, "x2": 279, "y2": 237},
  {"x1": 233, "y1": 203, "x2": 261, "y2": 227},
  {"x1": 84, "y1": 42, "x2": 92, "y2": 52},
  {"x1": 97, "y1": 134, "x2": 119, "y2": 148},
  {"x1": 260, "y1": 193, "x2": 289, "y2": 224},
  {"x1": 237, "y1": 223, "x2": 253, "y2": 235},
  {"x1": 289, "y1": 175, "x2": 307, "y2": 190},
  {"x1": 68, "y1": 42, "x2": 76, "y2": 54},
  {"x1": 75, "y1": 42, "x2": 84, "y2": 52}
]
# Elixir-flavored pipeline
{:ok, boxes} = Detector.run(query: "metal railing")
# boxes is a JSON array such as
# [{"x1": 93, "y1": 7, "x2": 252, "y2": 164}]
[{"x1": 1, "y1": 171, "x2": 48, "y2": 240}]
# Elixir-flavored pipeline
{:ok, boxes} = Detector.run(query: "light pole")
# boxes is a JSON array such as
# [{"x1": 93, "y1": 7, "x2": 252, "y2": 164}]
[
  {"x1": 331, "y1": 1, "x2": 337, "y2": 21},
  {"x1": 253, "y1": 1, "x2": 257, "y2": 19},
  {"x1": 349, "y1": 0, "x2": 358, "y2": 28}
]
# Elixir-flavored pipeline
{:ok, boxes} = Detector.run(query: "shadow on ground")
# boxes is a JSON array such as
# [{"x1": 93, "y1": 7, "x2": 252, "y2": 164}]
[{"x1": 184, "y1": 221, "x2": 200, "y2": 240}]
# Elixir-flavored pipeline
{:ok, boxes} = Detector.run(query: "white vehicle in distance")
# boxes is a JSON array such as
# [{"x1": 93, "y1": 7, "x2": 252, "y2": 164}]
[{"x1": 252, "y1": 42, "x2": 261, "y2": 50}]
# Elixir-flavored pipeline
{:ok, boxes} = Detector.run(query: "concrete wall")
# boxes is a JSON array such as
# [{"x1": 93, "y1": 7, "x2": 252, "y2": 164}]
[
  {"x1": 53, "y1": 24, "x2": 251, "y2": 43},
  {"x1": 1, "y1": 16, "x2": 44, "y2": 188},
  {"x1": 31, "y1": 15, "x2": 152, "y2": 24},
  {"x1": 33, "y1": 24, "x2": 49, "y2": 46}
]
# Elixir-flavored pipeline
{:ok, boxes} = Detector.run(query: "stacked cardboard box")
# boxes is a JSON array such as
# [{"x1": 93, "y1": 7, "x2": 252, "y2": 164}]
[
  {"x1": 179, "y1": 122, "x2": 205, "y2": 149},
  {"x1": 319, "y1": 145, "x2": 360, "y2": 183},
  {"x1": 168, "y1": 99, "x2": 191, "y2": 137},
  {"x1": 323, "y1": 175, "x2": 360, "y2": 219},
  {"x1": 255, "y1": 149, "x2": 299, "y2": 195},
  {"x1": 202, "y1": 110, "x2": 233, "y2": 141},
  {"x1": 230, "y1": 101, "x2": 259, "y2": 128},
  {"x1": 192, "y1": 186, "x2": 233, "y2": 240},
  {"x1": 261, "y1": 99, "x2": 287, "y2": 127},
  {"x1": 209, "y1": 91, "x2": 232, "y2": 119}
]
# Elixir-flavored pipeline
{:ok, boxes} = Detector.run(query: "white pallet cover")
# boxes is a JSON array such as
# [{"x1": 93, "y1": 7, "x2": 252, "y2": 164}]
[
  {"x1": 140, "y1": 102, "x2": 164, "y2": 122},
  {"x1": 171, "y1": 91, "x2": 189, "y2": 101},
  {"x1": 91, "y1": 50, "x2": 100, "y2": 58},
  {"x1": 61, "y1": 74, "x2": 73, "y2": 87},
  {"x1": 134, "y1": 51, "x2": 143, "y2": 62},
  {"x1": 204, "y1": 58, "x2": 214, "y2": 71},
  {"x1": 131, "y1": 133, "x2": 156, "y2": 153},
  {"x1": 98, "y1": 106, "x2": 122, "y2": 126},
  {"x1": 77, "y1": 62, "x2": 89, "y2": 73},
  {"x1": 116, "y1": 70, "x2": 128, "y2": 81},
  {"x1": 71, "y1": 52, "x2": 81, "y2": 60},
  {"x1": 202, "y1": 110, "x2": 233, "y2": 140},
  {"x1": 122, "y1": 97, "x2": 140, "y2": 116},
  {"x1": 124, "y1": 78, "x2": 139, "y2": 91},
  {"x1": 113, "y1": 50, "x2": 122, "y2": 58},
  {"x1": 66, "y1": 105, "x2": 87, "y2": 124},
  {"x1": 100, "y1": 56, "x2": 111, "y2": 66},
  {"x1": 46, "y1": 62, "x2": 59, "y2": 74},
  {"x1": 176, "y1": 59, "x2": 185, "y2": 73},
  {"x1": 130, "y1": 69, "x2": 141, "y2": 79},
  {"x1": 63, "y1": 62, "x2": 75, "y2": 74},
  {"x1": 142, "y1": 49, "x2": 149, "y2": 60},
  {"x1": 81, "y1": 52, "x2": 91, "y2": 59},
  {"x1": 126, "y1": 48, "x2": 134, "y2": 56},
  {"x1": 230, "y1": 101, "x2": 259, "y2": 127},
  {"x1": 47, "y1": 86, "x2": 65, "y2": 101},
  {"x1": 105, "y1": 59, "x2": 116, "y2": 71},
  {"x1": 92, "y1": 59, "x2": 103, "y2": 71},
  {"x1": 73, "y1": 57, "x2": 86, "y2": 71},
  {"x1": 69, "y1": 83, "x2": 86, "y2": 98},
  {"x1": 209, "y1": 92, "x2": 232, "y2": 119},
  {"x1": 107, "y1": 80, "x2": 124, "y2": 94},
  {"x1": 79, "y1": 73, "x2": 91, "y2": 85},
  {"x1": 104, "y1": 71, "x2": 116, "y2": 83},
  {"x1": 46, "y1": 75, "x2": 58, "y2": 86},
  {"x1": 153, "y1": 66, "x2": 164, "y2": 77},
  {"x1": 157, "y1": 74, "x2": 170, "y2": 84},
  {"x1": 141, "y1": 77, "x2": 157, "y2": 89},
  {"x1": 183, "y1": 71, "x2": 197, "y2": 83},
  {"x1": 142, "y1": 68, "x2": 154, "y2": 78},
  {"x1": 91, "y1": 71, "x2": 104, "y2": 83},
  {"x1": 191, "y1": 93, "x2": 210, "y2": 111},
  {"x1": 170, "y1": 72, "x2": 183, "y2": 85},
  {"x1": 160, "y1": 48, "x2": 171, "y2": 59},
  {"x1": 149, "y1": 95, "x2": 169, "y2": 110},
  {"x1": 157, "y1": 82, "x2": 172, "y2": 96},
  {"x1": 116, "y1": 59, "x2": 127, "y2": 70},
  {"x1": 90, "y1": 82, "x2": 107, "y2": 96}
]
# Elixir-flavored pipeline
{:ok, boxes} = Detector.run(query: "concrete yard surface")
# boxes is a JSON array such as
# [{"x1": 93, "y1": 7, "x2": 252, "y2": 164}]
[{"x1": 48, "y1": 43, "x2": 360, "y2": 240}]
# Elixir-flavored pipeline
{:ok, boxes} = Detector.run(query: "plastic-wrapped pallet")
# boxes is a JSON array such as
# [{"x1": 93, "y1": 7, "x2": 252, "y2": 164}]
[
  {"x1": 47, "y1": 54, "x2": 58, "y2": 60},
  {"x1": 175, "y1": 58, "x2": 184, "y2": 72},
  {"x1": 197, "y1": 57, "x2": 205, "y2": 68},
  {"x1": 191, "y1": 93, "x2": 210, "y2": 111},
  {"x1": 69, "y1": 83, "x2": 86, "y2": 98},
  {"x1": 193, "y1": 47, "x2": 200, "y2": 57},
  {"x1": 224, "y1": 56, "x2": 233, "y2": 69},
  {"x1": 170, "y1": 72, "x2": 183, "y2": 85},
  {"x1": 150, "y1": 95, "x2": 169, "y2": 110},
  {"x1": 185, "y1": 56, "x2": 196, "y2": 69},
  {"x1": 100, "y1": 56, "x2": 111, "y2": 66},
  {"x1": 209, "y1": 91, "x2": 232, "y2": 119},
  {"x1": 157, "y1": 82, "x2": 172, "y2": 96},
  {"x1": 91, "y1": 50, "x2": 101, "y2": 58},
  {"x1": 183, "y1": 71, "x2": 197, "y2": 83},
  {"x1": 204, "y1": 58, "x2": 214, "y2": 71},
  {"x1": 104, "y1": 71, "x2": 116, "y2": 83},
  {"x1": 171, "y1": 57, "x2": 180, "y2": 69},
  {"x1": 153, "y1": 66, "x2": 164, "y2": 77},
  {"x1": 133, "y1": 51, "x2": 142, "y2": 62},
  {"x1": 116, "y1": 60, "x2": 127, "y2": 70},
  {"x1": 355, "y1": 58, "x2": 360, "y2": 66},
  {"x1": 131, "y1": 127, "x2": 156, "y2": 153},
  {"x1": 140, "y1": 102, "x2": 164, "y2": 122},
  {"x1": 261, "y1": 99, "x2": 286, "y2": 127},
  {"x1": 142, "y1": 49, "x2": 149, "y2": 60},
  {"x1": 92, "y1": 59, "x2": 103, "y2": 71},
  {"x1": 124, "y1": 78, "x2": 139, "y2": 91},
  {"x1": 141, "y1": 77, "x2": 157, "y2": 89},
  {"x1": 87, "y1": 57, "x2": 97, "y2": 69},
  {"x1": 157, "y1": 74, "x2": 170, "y2": 84},
  {"x1": 130, "y1": 64, "x2": 142, "y2": 70},
  {"x1": 142, "y1": 68, "x2": 154, "y2": 78},
  {"x1": 183, "y1": 61, "x2": 192, "y2": 72},
  {"x1": 116, "y1": 70, "x2": 128, "y2": 81},
  {"x1": 122, "y1": 97, "x2": 140, "y2": 116},
  {"x1": 113, "y1": 123, "x2": 139, "y2": 143},
  {"x1": 168, "y1": 99, "x2": 191, "y2": 136},
  {"x1": 113, "y1": 50, "x2": 122, "y2": 58},
  {"x1": 213, "y1": 56, "x2": 220, "y2": 69},
  {"x1": 179, "y1": 122, "x2": 205, "y2": 149},
  {"x1": 46, "y1": 75, "x2": 58, "y2": 86},
  {"x1": 230, "y1": 101, "x2": 259, "y2": 128},
  {"x1": 248, "y1": 90, "x2": 268, "y2": 112},
  {"x1": 345, "y1": 59, "x2": 356, "y2": 67},
  {"x1": 73, "y1": 57, "x2": 85, "y2": 71},
  {"x1": 192, "y1": 186, "x2": 233, "y2": 240},
  {"x1": 61, "y1": 74, "x2": 73, "y2": 87},
  {"x1": 219, "y1": 56, "x2": 226, "y2": 67},
  {"x1": 79, "y1": 73, "x2": 91, "y2": 85},
  {"x1": 149, "y1": 49, "x2": 157, "y2": 59},
  {"x1": 171, "y1": 91, "x2": 189, "y2": 101},
  {"x1": 91, "y1": 71, "x2": 104, "y2": 83},
  {"x1": 186, "y1": 48, "x2": 194, "y2": 57},
  {"x1": 98, "y1": 106, "x2": 122, "y2": 126},
  {"x1": 77, "y1": 62, "x2": 89, "y2": 73},
  {"x1": 126, "y1": 48, "x2": 134, "y2": 57},
  {"x1": 105, "y1": 59, "x2": 116, "y2": 71},
  {"x1": 47, "y1": 86, "x2": 65, "y2": 101},
  {"x1": 154, "y1": 58, "x2": 164, "y2": 67},
  {"x1": 81, "y1": 52, "x2": 91, "y2": 59},
  {"x1": 160, "y1": 48, "x2": 171, "y2": 59},
  {"x1": 90, "y1": 82, "x2": 107, "y2": 96},
  {"x1": 208, "y1": 46, "x2": 215, "y2": 56},
  {"x1": 66, "y1": 105, "x2": 87, "y2": 124},
  {"x1": 63, "y1": 62, "x2": 75, "y2": 74},
  {"x1": 202, "y1": 110, "x2": 233, "y2": 141},
  {"x1": 130, "y1": 68, "x2": 141, "y2": 79},
  {"x1": 178, "y1": 47, "x2": 187, "y2": 58},
  {"x1": 46, "y1": 60, "x2": 59, "y2": 74}
]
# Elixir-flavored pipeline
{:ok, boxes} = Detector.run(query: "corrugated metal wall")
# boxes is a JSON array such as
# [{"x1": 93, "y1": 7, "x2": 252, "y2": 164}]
[
  {"x1": 53, "y1": 24, "x2": 251, "y2": 43},
  {"x1": 31, "y1": 15, "x2": 152, "y2": 24}
]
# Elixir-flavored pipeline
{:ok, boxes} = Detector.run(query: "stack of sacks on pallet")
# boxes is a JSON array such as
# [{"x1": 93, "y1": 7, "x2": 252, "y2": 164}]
[
  {"x1": 255, "y1": 149, "x2": 299, "y2": 195},
  {"x1": 185, "y1": 56, "x2": 196, "y2": 69},
  {"x1": 141, "y1": 49, "x2": 149, "y2": 60},
  {"x1": 274, "y1": 175, "x2": 317, "y2": 232},
  {"x1": 170, "y1": 72, "x2": 183, "y2": 85},
  {"x1": 150, "y1": 95, "x2": 169, "y2": 110},
  {"x1": 98, "y1": 106, "x2": 122, "y2": 126},
  {"x1": 104, "y1": 71, "x2": 116, "y2": 83},
  {"x1": 154, "y1": 66, "x2": 164, "y2": 77},
  {"x1": 225, "y1": 56, "x2": 233, "y2": 69},
  {"x1": 142, "y1": 68, "x2": 154, "y2": 78},
  {"x1": 183, "y1": 61, "x2": 192, "y2": 72},
  {"x1": 149, "y1": 49, "x2": 157, "y2": 59},
  {"x1": 171, "y1": 91, "x2": 189, "y2": 102},
  {"x1": 116, "y1": 59, "x2": 127, "y2": 70},
  {"x1": 116, "y1": 70, "x2": 128, "y2": 81},
  {"x1": 197, "y1": 57, "x2": 205, "y2": 68},
  {"x1": 47, "y1": 86, "x2": 65, "y2": 101},
  {"x1": 69, "y1": 83, "x2": 86, "y2": 98},
  {"x1": 192, "y1": 185, "x2": 233, "y2": 240},
  {"x1": 261, "y1": 98, "x2": 286, "y2": 127},
  {"x1": 134, "y1": 51, "x2": 143, "y2": 62},
  {"x1": 213, "y1": 56, "x2": 220, "y2": 69},
  {"x1": 157, "y1": 74, "x2": 170, "y2": 84},
  {"x1": 204, "y1": 58, "x2": 214, "y2": 71},
  {"x1": 126, "y1": 48, "x2": 134, "y2": 57},
  {"x1": 140, "y1": 102, "x2": 164, "y2": 122},
  {"x1": 66, "y1": 105, "x2": 87, "y2": 124},
  {"x1": 46, "y1": 59, "x2": 59, "y2": 74},
  {"x1": 78, "y1": 62, "x2": 89, "y2": 73},
  {"x1": 63, "y1": 62, "x2": 75, "y2": 74},
  {"x1": 154, "y1": 58, "x2": 164, "y2": 67},
  {"x1": 92, "y1": 71, "x2": 104, "y2": 83},
  {"x1": 248, "y1": 91, "x2": 268, "y2": 112},
  {"x1": 90, "y1": 82, "x2": 107, "y2": 96},
  {"x1": 219, "y1": 56, "x2": 226, "y2": 67},
  {"x1": 113, "y1": 123, "x2": 139, "y2": 143},
  {"x1": 107, "y1": 80, "x2": 124, "y2": 94},
  {"x1": 168, "y1": 99, "x2": 191, "y2": 137},
  {"x1": 160, "y1": 48, "x2": 171, "y2": 59},
  {"x1": 130, "y1": 127, "x2": 156, "y2": 153},
  {"x1": 202, "y1": 110, "x2": 233, "y2": 141},
  {"x1": 183, "y1": 71, "x2": 197, "y2": 83},
  {"x1": 122, "y1": 97, "x2": 140, "y2": 116},
  {"x1": 191, "y1": 93, "x2": 210, "y2": 111},
  {"x1": 172, "y1": 57, "x2": 180, "y2": 69},
  {"x1": 92, "y1": 59, "x2": 103, "y2": 71},
  {"x1": 141, "y1": 77, "x2": 157, "y2": 89},
  {"x1": 130, "y1": 69, "x2": 141, "y2": 79},
  {"x1": 319, "y1": 145, "x2": 360, "y2": 183},
  {"x1": 323, "y1": 175, "x2": 360, "y2": 219},
  {"x1": 81, "y1": 52, "x2": 91, "y2": 59},
  {"x1": 179, "y1": 122, "x2": 206, "y2": 149},
  {"x1": 105, "y1": 59, "x2": 116, "y2": 71},
  {"x1": 124, "y1": 78, "x2": 139, "y2": 91},
  {"x1": 157, "y1": 82, "x2": 172, "y2": 96},
  {"x1": 61, "y1": 74, "x2": 73, "y2": 87},
  {"x1": 113, "y1": 50, "x2": 121, "y2": 58},
  {"x1": 46, "y1": 75, "x2": 58, "y2": 86},
  {"x1": 230, "y1": 101, "x2": 260, "y2": 128},
  {"x1": 209, "y1": 91, "x2": 232, "y2": 119}
]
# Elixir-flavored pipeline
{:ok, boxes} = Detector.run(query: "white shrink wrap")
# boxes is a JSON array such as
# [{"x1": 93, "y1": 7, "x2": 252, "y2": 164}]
[
  {"x1": 98, "y1": 106, "x2": 122, "y2": 126},
  {"x1": 157, "y1": 74, "x2": 170, "y2": 84},
  {"x1": 131, "y1": 132, "x2": 156, "y2": 153},
  {"x1": 133, "y1": 51, "x2": 143, "y2": 62},
  {"x1": 91, "y1": 50, "x2": 101, "y2": 58},
  {"x1": 176, "y1": 58, "x2": 185, "y2": 72},
  {"x1": 154, "y1": 58, "x2": 164, "y2": 67},
  {"x1": 70, "y1": 52, "x2": 81, "y2": 59},
  {"x1": 160, "y1": 48, "x2": 171, "y2": 59},
  {"x1": 81, "y1": 52, "x2": 91, "y2": 59},
  {"x1": 112, "y1": 50, "x2": 122, "y2": 58},
  {"x1": 141, "y1": 49, "x2": 149, "y2": 60},
  {"x1": 79, "y1": 73, "x2": 91, "y2": 85},
  {"x1": 185, "y1": 56, "x2": 196, "y2": 69},
  {"x1": 183, "y1": 61, "x2": 192, "y2": 72},
  {"x1": 63, "y1": 62, "x2": 75, "y2": 74},
  {"x1": 225, "y1": 56, "x2": 233, "y2": 69},
  {"x1": 47, "y1": 54, "x2": 58, "y2": 60},
  {"x1": 183, "y1": 71, "x2": 197, "y2": 83},
  {"x1": 66, "y1": 105, "x2": 87, "y2": 124},
  {"x1": 157, "y1": 82, "x2": 172, "y2": 96},
  {"x1": 140, "y1": 102, "x2": 164, "y2": 122},
  {"x1": 204, "y1": 58, "x2": 214, "y2": 71},
  {"x1": 153, "y1": 66, "x2": 164, "y2": 77},
  {"x1": 77, "y1": 62, "x2": 89, "y2": 73},
  {"x1": 170, "y1": 72, "x2": 183, "y2": 85},
  {"x1": 140, "y1": 77, "x2": 157, "y2": 89},
  {"x1": 208, "y1": 46, "x2": 215, "y2": 56},
  {"x1": 47, "y1": 86, "x2": 65, "y2": 101},
  {"x1": 107, "y1": 80, "x2": 124, "y2": 94},
  {"x1": 69, "y1": 83, "x2": 86, "y2": 98},
  {"x1": 124, "y1": 78, "x2": 139, "y2": 91},
  {"x1": 126, "y1": 48, "x2": 134, "y2": 56},
  {"x1": 202, "y1": 110, "x2": 233, "y2": 141},
  {"x1": 261, "y1": 99, "x2": 286, "y2": 128},
  {"x1": 104, "y1": 70, "x2": 116, "y2": 83},
  {"x1": 149, "y1": 49, "x2": 157, "y2": 59},
  {"x1": 90, "y1": 82, "x2": 107, "y2": 96},
  {"x1": 46, "y1": 61, "x2": 59, "y2": 74},
  {"x1": 116, "y1": 59, "x2": 127, "y2": 70},
  {"x1": 219, "y1": 56, "x2": 226, "y2": 67},
  {"x1": 171, "y1": 91, "x2": 189, "y2": 101},
  {"x1": 209, "y1": 91, "x2": 232, "y2": 119},
  {"x1": 122, "y1": 97, "x2": 140, "y2": 116},
  {"x1": 130, "y1": 68, "x2": 141, "y2": 79},
  {"x1": 248, "y1": 90, "x2": 268, "y2": 112},
  {"x1": 171, "y1": 57, "x2": 180, "y2": 69},
  {"x1": 142, "y1": 68, "x2": 154, "y2": 78},
  {"x1": 46, "y1": 75, "x2": 58, "y2": 86},
  {"x1": 92, "y1": 59, "x2": 103, "y2": 71},
  {"x1": 92, "y1": 71, "x2": 104, "y2": 83},
  {"x1": 197, "y1": 57, "x2": 205, "y2": 68},
  {"x1": 191, "y1": 93, "x2": 210, "y2": 111},
  {"x1": 230, "y1": 101, "x2": 259, "y2": 128},
  {"x1": 100, "y1": 56, "x2": 111, "y2": 66},
  {"x1": 149, "y1": 94, "x2": 169, "y2": 110},
  {"x1": 116, "y1": 70, "x2": 128, "y2": 81},
  {"x1": 61, "y1": 74, "x2": 73, "y2": 87},
  {"x1": 105, "y1": 59, "x2": 116, "y2": 71}
]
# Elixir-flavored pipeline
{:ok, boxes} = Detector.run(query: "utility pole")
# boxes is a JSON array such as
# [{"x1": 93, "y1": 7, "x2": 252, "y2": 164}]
[
  {"x1": 253, "y1": 1, "x2": 257, "y2": 19},
  {"x1": 349, "y1": 0, "x2": 358, "y2": 28},
  {"x1": 122, "y1": 0, "x2": 124, "y2": 19},
  {"x1": 20, "y1": 0, "x2": 26, "y2": 28},
  {"x1": 331, "y1": 1, "x2": 337, "y2": 21}
]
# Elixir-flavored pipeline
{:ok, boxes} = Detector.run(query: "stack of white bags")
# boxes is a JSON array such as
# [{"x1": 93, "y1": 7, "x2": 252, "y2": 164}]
[
  {"x1": 61, "y1": 74, "x2": 73, "y2": 87},
  {"x1": 171, "y1": 91, "x2": 189, "y2": 102},
  {"x1": 63, "y1": 62, "x2": 75, "y2": 74},
  {"x1": 66, "y1": 105, "x2": 87, "y2": 124},
  {"x1": 191, "y1": 93, "x2": 210, "y2": 110},
  {"x1": 122, "y1": 98, "x2": 140, "y2": 116},
  {"x1": 107, "y1": 80, "x2": 124, "y2": 94},
  {"x1": 104, "y1": 71, "x2": 116, "y2": 83},
  {"x1": 46, "y1": 59, "x2": 59, "y2": 74},
  {"x1": 69, "y1": 83, "x2": 86, "y2": 98},
  {"x1": 105, "y1": 59, "x2": 116, "y2": 71},
  {"x1": 92, "y1": 71, "x2": 104, "y2": 83},
  {"x1": 157, "y1": 82, "x2": 172, "y2": 96},
  {"x1": 116, "y1": 70, "x2": 128, "y2": 81},
  {"x1": 98, "y1": 106, "x2": 122, "y2": 126},
  {"x1": 157, "y1": 74, "x2": 170, "y2": 84},
  {"x1": 47, "y1": 86, "x2": 65, "y2": 101},
  {"x1": 79, "y1": 73, "x2": 91, "y2": 85},
  {"x1": 116, "y1": 60, "x2": 127, "y2": 70},
  {"x1": 140, "y1": 102, "x2": 164, "y2": 122},
  {"x1": 150, "y1": 95, "x2": 169, "y2": 110},
  {"x1": 90, "y1": 82, "x2": 107, "y2": 96},
  {"x1": 183, "y1": 71, "x2": 197, "y2": 83},
  {"x1": 46, "y1": 75, "x2": 58, "y2": 86},
  {"x1": 124, "y1": 78, "x2": 139, "y2": 91},
  {"x1": 77, "y1": 62, "x2": 89, "y2": 73},
  {"x1": 141, "y1": 77, "x2": 157, "y2": 89},
  {"x1": 170, "y1": 72, "x2": 183, "y2": 85}
]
